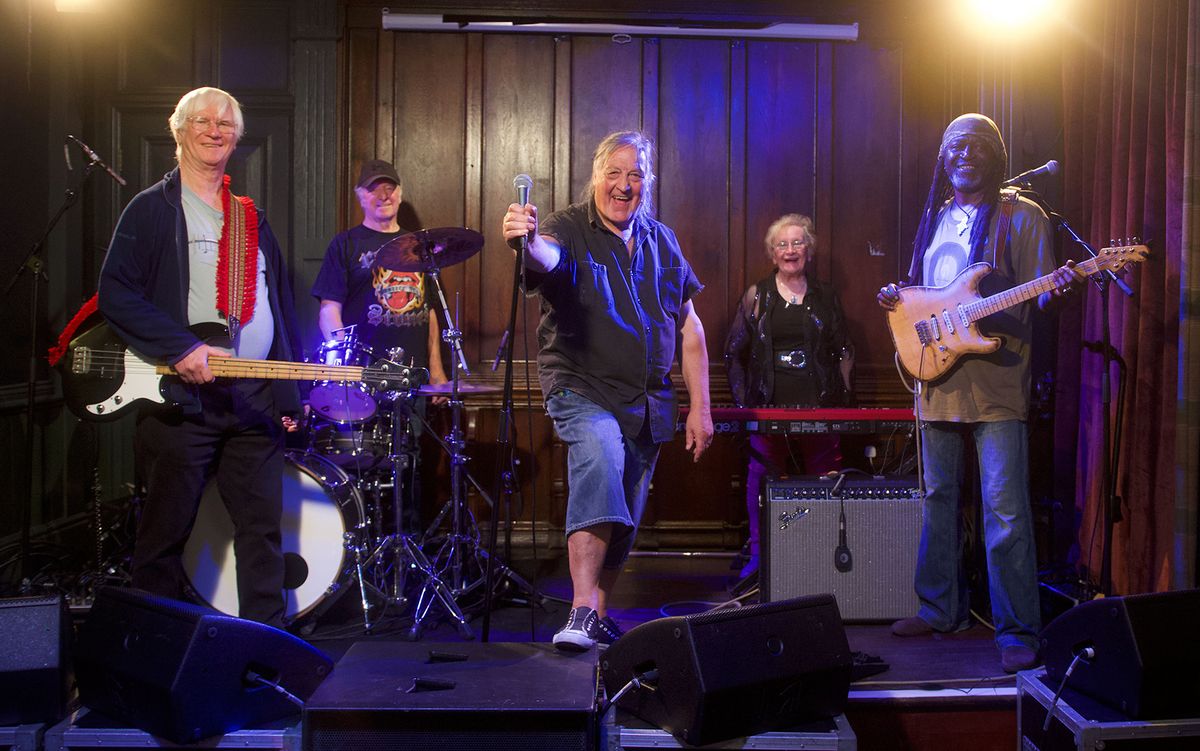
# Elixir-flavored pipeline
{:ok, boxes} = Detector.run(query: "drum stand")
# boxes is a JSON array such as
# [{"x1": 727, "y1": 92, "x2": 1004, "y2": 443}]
[{"x1": 347, "y1": 394, "x2": 472, "y2": 638}]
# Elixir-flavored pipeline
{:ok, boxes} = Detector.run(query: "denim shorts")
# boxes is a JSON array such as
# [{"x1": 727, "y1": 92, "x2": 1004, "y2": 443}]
[{"x1": 545, "y1": 389, "x2": 660, "y2": 568}]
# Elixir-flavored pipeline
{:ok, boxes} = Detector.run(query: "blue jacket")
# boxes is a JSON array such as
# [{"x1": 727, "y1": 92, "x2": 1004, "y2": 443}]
[{"x1": 98, "y1": 168, "x2": 302, "y2": 414}]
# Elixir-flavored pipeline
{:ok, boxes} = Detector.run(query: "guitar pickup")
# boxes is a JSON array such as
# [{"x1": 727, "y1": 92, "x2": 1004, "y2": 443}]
[{"x1": 941, "y1": 309, "x2": 956, "y2": 335}]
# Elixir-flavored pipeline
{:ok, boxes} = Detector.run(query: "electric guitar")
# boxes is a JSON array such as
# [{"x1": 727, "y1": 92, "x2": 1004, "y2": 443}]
[
  {"x1": 60, "y1": 321, "x2": 426, "y2": 421},
  {"x1": 886, "y1": 243, "x2": 1148, "y2": 382}
]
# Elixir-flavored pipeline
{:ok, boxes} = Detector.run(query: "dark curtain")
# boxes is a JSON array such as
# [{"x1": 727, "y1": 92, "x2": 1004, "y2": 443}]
[{"x1": 1058, "y1": 0, "x2": 1195, "y2": 593}]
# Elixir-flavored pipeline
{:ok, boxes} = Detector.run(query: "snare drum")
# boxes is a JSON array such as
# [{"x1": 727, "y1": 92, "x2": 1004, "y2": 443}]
[
  {"x1": 182, "y1": 451, "x2": 365, "y2": 620},
  {"x1": 308, "y1": 336, "x2": 377, "y2": 423},
  {"x1": 308, "y1": 411, "x2": 393, "y2": 473}
]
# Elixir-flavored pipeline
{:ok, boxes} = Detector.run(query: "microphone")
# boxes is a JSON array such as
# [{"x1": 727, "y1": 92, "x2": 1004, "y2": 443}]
[
  {"x1": 1001, "y1": 159, "x2": 1059, "y2": 187},
  {"x1": 834, "y1": 509, "x2": 853, "y2": 573},
  {"x1": 830, "y1": 472, "x2": 852, "y2": 572},
  {"x1": 509, "y1": 174, "x2": 533, "y2": 251},
  {"x1": 66, "y1": 135, "x2": 127, "y2": 186}
]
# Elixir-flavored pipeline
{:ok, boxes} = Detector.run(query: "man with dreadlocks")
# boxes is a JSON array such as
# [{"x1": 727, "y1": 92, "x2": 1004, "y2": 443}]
[{"x1": 877, "y1": 113, "x2": 1081, "y2": 673}]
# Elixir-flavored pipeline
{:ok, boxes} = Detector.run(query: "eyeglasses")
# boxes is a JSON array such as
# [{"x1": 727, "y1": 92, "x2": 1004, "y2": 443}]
[
  {"x1": 774, "y1": 239, "x2": 810, "y2": 250},
  {"x1": 187, "y1": 116, "x2": 237, "y2": 134}
]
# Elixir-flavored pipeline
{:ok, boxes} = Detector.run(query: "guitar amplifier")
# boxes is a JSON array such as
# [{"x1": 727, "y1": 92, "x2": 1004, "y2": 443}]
[{"x1": 762, "y1": 475, "x2": 923, "y2": 622}]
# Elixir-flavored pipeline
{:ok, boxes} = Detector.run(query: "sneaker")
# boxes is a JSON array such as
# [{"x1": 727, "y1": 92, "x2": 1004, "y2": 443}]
[
  {"x1": 553, "y1": 606, "x2": 598, "y2": 652},
  {"x1": 594, "y1": 616, "x2": 625, "y2": 648}
]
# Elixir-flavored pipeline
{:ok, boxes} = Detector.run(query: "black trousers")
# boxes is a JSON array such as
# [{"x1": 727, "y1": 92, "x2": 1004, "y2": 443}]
[{"x1": 132, "y1": 379, "x2": 285, "y2": 626}]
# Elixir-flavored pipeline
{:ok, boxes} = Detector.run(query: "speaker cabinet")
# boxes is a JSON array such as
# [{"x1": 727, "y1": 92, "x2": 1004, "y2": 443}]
[
  {"x1": 0, "y1": 595, "x2": 71, "y2": 725},
  {"x1": 763, "y1": 475, "x2": 921, "y2": 621},
  {"x1": 1040, "y1": 589, "x2": 1200, "y2": 720},
  {"x1": 74, "y1": 587, "x2": 333, "y2": 743},
  {"x1": 304, "y1": 642, "x2": 596, "y2": 751},
  {"x1": 600, "y1": 594, "x2": 852, "y2": 747}
]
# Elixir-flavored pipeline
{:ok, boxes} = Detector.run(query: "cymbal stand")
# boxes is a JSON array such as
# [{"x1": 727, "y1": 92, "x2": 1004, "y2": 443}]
[{"x1": 408, "y1": 245, "x2": 537, "y2": 639}]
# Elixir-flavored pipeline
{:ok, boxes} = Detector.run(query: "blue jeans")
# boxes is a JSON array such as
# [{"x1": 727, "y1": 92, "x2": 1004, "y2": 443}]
[
  {"x1": 546, "y1": 389, "x2": 660, "y2": 569},
  {"x1": 916, "y1": 420, "x2": 1040, "y2": 649}
]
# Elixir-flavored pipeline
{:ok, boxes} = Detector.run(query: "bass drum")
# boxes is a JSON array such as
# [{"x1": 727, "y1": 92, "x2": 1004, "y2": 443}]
[{"x1": 182, "y1": 451, "x2": 364, "y2": 621}]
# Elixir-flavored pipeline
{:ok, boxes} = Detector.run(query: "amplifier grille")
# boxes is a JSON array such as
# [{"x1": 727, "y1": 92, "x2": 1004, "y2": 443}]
[{"x1": 763, "y1": 475, "x2": 922, "y2": 622}]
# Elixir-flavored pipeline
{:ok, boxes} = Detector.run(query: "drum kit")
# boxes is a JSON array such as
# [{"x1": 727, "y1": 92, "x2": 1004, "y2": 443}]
[{"x1": 182, "y1": 227, "x2": 536, "y2": 638}]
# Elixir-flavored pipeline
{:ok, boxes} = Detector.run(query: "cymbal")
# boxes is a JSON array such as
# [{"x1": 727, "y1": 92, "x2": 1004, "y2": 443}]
[
  {"x1": 374, "y1": 227, "x2": 484, "y2": 272},
  {"x1": 415, "y1": 381, "x2": 501, "y2": 396}
]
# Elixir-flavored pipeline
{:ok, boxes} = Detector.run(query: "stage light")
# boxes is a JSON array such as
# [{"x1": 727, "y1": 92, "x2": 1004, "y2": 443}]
[
  {"x1": 959, "y1": 0, "x2": 1061, "y2": 33},
  {"x1": 55, "y1": 0, "x2": 103, "y2": 12},
  {"x1": 381, "y1": 12, "x2": 860, "y2": 43}
]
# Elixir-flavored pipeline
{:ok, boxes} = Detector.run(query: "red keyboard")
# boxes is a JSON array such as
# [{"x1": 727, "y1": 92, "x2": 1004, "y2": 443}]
[{"x1": 683, "y1": 407, "x2": 915, "y2": 434}]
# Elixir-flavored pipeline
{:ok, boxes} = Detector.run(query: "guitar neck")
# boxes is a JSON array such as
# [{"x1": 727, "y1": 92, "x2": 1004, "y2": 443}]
[
  {"x1": 966, "y1": 255, "x2": 1106, "y2": 322},
  {"x1": 155, "y1": 358, "x2": 365, "y2": 383}
]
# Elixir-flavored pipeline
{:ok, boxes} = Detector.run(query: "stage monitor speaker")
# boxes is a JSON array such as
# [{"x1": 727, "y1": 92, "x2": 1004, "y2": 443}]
[
  {"x1": 0, "y1": 595, "x2": 71, "y2": 725},
  {"x1": 763, "y1": 475, "x2": 921, "y2": 621},
  {"x1": 1040, "y1": 589, "x2": 1200, "y2": 719},
  {"x1": 600, "y1": 594, "x2": 852, "y2": 747},
  {"x1": 74, "y1": 586, "x2": 333, "y2": 744}
]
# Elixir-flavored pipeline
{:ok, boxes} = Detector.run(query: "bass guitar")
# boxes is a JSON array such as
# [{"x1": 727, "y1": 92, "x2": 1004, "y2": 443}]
[
  {"x1": 886, "y1": 243, "x2": 1148, "y2": 382},
  {"x1": 60, "y1": 321, "x2": 426, "y2": 421}
]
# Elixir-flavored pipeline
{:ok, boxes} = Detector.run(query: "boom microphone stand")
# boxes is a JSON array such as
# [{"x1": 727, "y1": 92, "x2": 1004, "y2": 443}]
[
  {"x1": 1017, "y1": 187, "x2": 1134, "y2": 596},
  {"x1": 3, "y1": 157, "x2": 100, "y2": 590}
]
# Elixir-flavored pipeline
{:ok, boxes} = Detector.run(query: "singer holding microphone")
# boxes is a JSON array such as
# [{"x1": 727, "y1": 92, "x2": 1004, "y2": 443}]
[
  {"x1": 876, "y1": 113, "x2": 1083, "y2": 673},
  {"x1": 501, "y1": 131, "x2": 714, "y2": 652}
]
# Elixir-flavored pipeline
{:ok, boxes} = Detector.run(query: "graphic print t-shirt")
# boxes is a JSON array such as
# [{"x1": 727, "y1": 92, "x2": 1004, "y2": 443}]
[{"x1": 310, "y1": 225, "x2": 432, "y2": 367}]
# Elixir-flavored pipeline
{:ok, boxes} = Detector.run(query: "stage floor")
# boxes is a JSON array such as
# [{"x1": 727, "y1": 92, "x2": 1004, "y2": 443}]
[{"x1": 302, "y1": 551, "x2": 1021, "y2": 689}]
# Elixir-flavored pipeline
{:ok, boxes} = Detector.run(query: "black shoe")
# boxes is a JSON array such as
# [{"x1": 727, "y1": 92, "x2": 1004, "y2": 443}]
[
  {"x1": 553, "y1": 606, "x2": 598, "y2": 652},
  {"x1": 595, "y1": 615, "x2": 624, "y2": 648}
]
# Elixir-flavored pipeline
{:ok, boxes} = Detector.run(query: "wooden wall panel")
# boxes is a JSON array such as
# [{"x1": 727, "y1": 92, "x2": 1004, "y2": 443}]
[
  {"x1": 477, "y1": 34, "x2": 557, "y2": 362},
  {"x1": 569, "y1": 36, "x2": 649, "y2": 199},
  {"x1": 830, "y1": 42, "x2": 906, "y2": 400},
  {"x1": 656, "y1": 37, "x2": 733, "y2": 376},
  {"x1": 216, "y1": 3, "x2": 292, "y2": 94},
  {"x1": 742, "y1": 41, "x2": 820, "y2": 293}
]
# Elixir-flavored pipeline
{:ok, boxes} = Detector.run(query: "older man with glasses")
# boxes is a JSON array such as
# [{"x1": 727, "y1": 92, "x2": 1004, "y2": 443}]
[{"x1": 99, "y1": 86, "x2": 303, "y2": 626}]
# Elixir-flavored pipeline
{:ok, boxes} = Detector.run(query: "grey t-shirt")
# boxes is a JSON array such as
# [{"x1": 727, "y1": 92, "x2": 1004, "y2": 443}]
[{"x1": 182, "y1": 184, "x2": 274, "y2": 359}]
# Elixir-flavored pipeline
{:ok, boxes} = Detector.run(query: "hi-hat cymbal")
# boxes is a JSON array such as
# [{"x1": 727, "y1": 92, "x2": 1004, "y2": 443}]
[
  {"x1": 374, "y1": 227, "x2": 484, "y2": 272},
  {"x1": 414, "y1": 381, "x2": 501, "y2": 396}
]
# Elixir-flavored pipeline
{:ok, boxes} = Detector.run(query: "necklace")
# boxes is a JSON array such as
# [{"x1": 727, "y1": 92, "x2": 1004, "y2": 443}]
[
  {"x1": 953, "y1": 202, "x2": 977, "y2": 237},
  {"x1": 776, "y1": 276, "x2": 806, "y2": 307}
]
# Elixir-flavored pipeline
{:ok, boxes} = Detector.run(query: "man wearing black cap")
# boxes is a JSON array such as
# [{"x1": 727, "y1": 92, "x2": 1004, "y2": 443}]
[
  {"x1": 877, "y1": 113, "x2": 1082, "y2": 673},
  {"x1": 312, "y1": 160, "x2": 447, "y2": 386},
  {"x1": 310, "y1": 159, "x2": 449, "y2": 522}
]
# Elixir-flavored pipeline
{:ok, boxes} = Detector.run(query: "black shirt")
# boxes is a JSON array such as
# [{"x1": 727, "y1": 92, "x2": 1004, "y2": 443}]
[
  {"x1": 310, "y1": 224, "x2": 433, "y2": 366},
  {"x1": 530, "y1": 201, "x2": 703, "y2": 443}
]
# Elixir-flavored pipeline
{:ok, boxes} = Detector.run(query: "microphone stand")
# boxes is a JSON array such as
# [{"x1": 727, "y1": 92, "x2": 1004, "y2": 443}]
[
  {"x1": 481, "y1": 233, "x2": 532, "y2": 642},
  {"x1": 1018, "y1": 187, "x2": 1133, "y2": 596},
  {"x1": 2, "y1": 160, "x2": 99, "y2": 590}
]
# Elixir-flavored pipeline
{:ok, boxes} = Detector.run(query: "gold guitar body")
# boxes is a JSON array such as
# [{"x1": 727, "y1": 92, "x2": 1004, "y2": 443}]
[{"x1": 885, "y1": 263, "x2": 1001, "y2": 382}]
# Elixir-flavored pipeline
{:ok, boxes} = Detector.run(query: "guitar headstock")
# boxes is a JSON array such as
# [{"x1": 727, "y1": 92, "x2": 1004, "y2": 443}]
[
  {"x1": 1096, "y1": 242, "x2": 1150, "y2": 273},
  {"x1": 362, "y1": 359, "x2": 430, "y2": 392}
]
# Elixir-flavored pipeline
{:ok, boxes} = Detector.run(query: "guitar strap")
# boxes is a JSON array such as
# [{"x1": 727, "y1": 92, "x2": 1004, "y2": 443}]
[
  {"x1": 47, "y1": 292, "x2": 100, "y2": 366},
  {"x1": 989, "y1": 189, "x2": 1019, "y2": 272}
]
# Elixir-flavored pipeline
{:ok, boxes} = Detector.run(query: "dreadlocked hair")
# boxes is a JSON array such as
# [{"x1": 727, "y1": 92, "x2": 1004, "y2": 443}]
[{"x1": 907, "y1": 153, "x2": 1007, "y2": 284}]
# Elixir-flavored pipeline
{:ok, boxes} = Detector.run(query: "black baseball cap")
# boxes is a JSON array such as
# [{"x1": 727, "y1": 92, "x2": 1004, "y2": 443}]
[{"x1": 356, "y1": 159, "x2": 401, "y2": 189}]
